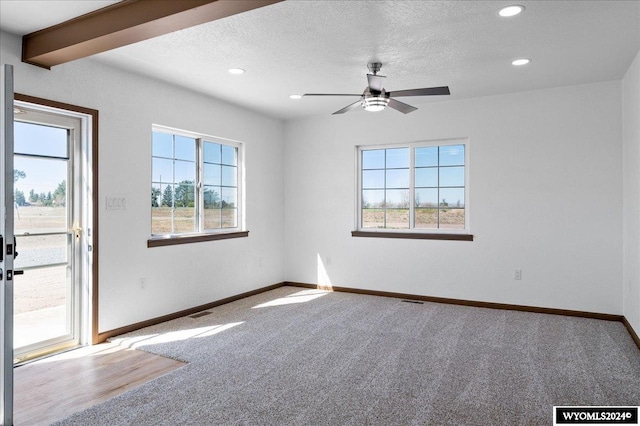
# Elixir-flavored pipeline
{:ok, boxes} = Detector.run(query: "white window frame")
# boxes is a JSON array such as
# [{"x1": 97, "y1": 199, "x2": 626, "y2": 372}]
[
  {"x1": 355, "y1": 138, "x2": 470, "y2": 235},
  {"x1": 150, "y1": 124, "x2": 244, "y2": 240}
]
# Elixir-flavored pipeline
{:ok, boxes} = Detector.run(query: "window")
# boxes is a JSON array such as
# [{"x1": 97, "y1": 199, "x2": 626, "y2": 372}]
[
  {"x1": 356, "y1": 139, "x2": 469, "y2": 237},
  {"x1": 151, "y1": 126, "x2": 243, "y2": 242}
]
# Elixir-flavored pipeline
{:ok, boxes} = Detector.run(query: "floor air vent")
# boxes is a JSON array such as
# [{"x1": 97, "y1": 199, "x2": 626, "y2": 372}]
[
  {"x1": 401, "y1": 300, "x2": 424, "y2": 305},
  {"x1": 189, "y1": 311, "x2": 212, "y2": 319}
]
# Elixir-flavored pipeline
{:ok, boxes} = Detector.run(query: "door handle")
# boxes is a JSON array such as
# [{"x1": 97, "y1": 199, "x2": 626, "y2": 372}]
[{"x1": 5, "y1": 269, "x2": 23, "y2": 280}]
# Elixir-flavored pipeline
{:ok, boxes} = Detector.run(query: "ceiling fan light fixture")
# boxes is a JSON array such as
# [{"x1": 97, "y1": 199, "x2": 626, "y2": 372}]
[
  {"x1": 362, "y1": 95, "x2": 389, "y2": 112},
  {"x1": 499, "y1": 5, "x2": 524, "y2": 17},
  {"x1": 304, "y1": 63, "x2": 450, "y2": 115}
]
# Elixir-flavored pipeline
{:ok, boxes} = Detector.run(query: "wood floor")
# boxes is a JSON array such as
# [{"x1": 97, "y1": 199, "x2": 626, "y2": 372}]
[{"x1": 13, "y1": 342, "x2": 186, "y2": 425}]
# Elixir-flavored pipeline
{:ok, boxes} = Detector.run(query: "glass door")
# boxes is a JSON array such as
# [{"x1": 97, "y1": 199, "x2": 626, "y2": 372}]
[{"x1": 12, "y1": 107, "x2": 82, "y2": 364}]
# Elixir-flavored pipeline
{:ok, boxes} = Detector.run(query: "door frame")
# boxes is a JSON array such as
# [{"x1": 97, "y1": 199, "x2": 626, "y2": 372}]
[
  {"x1": 14, "y1": 107, "x2": 83, "y2": 362},
  {"x1": 15, "y1": 93, "x2": 100, "y2": 345},
  {"x1": 2, "y1": 63, "x2": 16, "y2": 426}
]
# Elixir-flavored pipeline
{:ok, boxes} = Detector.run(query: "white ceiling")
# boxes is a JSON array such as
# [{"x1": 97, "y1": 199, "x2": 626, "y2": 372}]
[{"x1": 1, "y1": 0, "x2": 639, "y2": 120}]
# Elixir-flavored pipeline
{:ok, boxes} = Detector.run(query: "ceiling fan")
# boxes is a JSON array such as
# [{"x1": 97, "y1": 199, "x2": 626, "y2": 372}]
[{"x1": 303, "y1": 62, "x2": 450, "y2": 115}]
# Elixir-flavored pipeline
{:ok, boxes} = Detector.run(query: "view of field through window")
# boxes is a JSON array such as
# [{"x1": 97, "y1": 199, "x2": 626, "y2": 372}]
[
  {"x1": 13, "y1": 120, "x2": 71, "y2": 347},
  {"x1": 151, "y1": 130, "x2": 238, "y2": 235},
  {"x1": 361, "y1": 143, "x2": 465, "y2": 230}
]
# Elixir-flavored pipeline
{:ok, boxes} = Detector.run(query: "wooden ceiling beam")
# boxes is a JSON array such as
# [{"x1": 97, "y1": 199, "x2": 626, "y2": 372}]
[{"x1": 22, "y1": 0, "x2": 283, "y2": 69}]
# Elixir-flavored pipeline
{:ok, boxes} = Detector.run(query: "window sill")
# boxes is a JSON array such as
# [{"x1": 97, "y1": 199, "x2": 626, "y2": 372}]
[
  {"x1": 351, "y1": 230, "x2": 473, "y2": 241},
  {"x1": 148, "y1": 231, "x2": 249, "y2": 247}
]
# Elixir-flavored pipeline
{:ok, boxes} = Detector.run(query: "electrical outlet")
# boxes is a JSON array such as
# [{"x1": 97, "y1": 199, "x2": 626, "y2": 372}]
[
  {"x1": 513, "y1": 269, "x2": 522, "y2": 280},
  {"x1": 326, "y1": 256, "x2": 332, "y2": 266},
  {"x1": 139, "y1": 277, "x2": 146, "y2": 289}
]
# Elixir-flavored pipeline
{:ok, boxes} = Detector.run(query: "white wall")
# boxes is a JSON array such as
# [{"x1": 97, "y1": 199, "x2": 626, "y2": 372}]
[
  {"x1": 284, "y1": 81, "x2": 623, "y2": 315},
  {"x1": 1, "y1": 31, "x2": 286, "y2": 332},
  {"x1": 623, "y1": 49, "x2": 640, "y2": 336},
  {"x1": 2, "y1": 25, "x2": 633, "y2": 332}
]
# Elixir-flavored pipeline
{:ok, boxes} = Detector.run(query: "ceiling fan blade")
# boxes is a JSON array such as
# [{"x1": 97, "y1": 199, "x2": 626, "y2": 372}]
[
  {"x1": 388, "y1": 86, "x2": 450, "y2": 97},
  {"x1": 367, "y1": 74, "x2": 386, "y2": 92},
  {"x1": 387, "y1": 98, "x2": 418, "y2": 114},
  {"x1": 303, "y1": 93, "x2": 362, "y2": 97},
  {"x1": 332, "y1": 100, "x2": 362, "y2": 115}
]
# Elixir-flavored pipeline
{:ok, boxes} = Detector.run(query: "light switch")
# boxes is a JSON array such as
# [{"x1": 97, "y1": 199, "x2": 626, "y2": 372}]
[{"x1": 106, "y1": 197, "x2": 127, "y2": 210}]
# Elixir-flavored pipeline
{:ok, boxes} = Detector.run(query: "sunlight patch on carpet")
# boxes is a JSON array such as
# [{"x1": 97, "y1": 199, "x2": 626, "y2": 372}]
[
  {"x1": 252, "y1": 289, "x2": 328, "y2": 309},
  {"x1": 111, "y1": 322, "x2": 244, "y2": 348}
]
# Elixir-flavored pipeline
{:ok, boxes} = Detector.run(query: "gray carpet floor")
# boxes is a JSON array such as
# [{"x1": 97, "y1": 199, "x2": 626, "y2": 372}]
[{"x1": 54, "y1": 286, "x2": 640, "y2": 425}]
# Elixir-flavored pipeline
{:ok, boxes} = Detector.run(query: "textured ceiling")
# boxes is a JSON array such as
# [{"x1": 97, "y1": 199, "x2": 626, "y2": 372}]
[
  {"x1": 1, "y1": 0, "x2": 639, "y2": 120},
  {"x1": 0, "y1": 0, "x2": 120, "y2": 34}
]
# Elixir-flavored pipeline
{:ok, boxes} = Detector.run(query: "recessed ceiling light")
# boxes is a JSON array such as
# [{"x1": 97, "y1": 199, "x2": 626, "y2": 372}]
[
  {"x1": 228, "y1": 68, "x2": 245, "y2": 75},
  {"x1": 289, "y1": 94, "x2": 302, "y2": 100},
  {"x1": 499, "y1": 5, "x2": 524, "y2": 17},
  {"x1": 512, "y1": 58, "x2": 531, "y2": 66}
]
